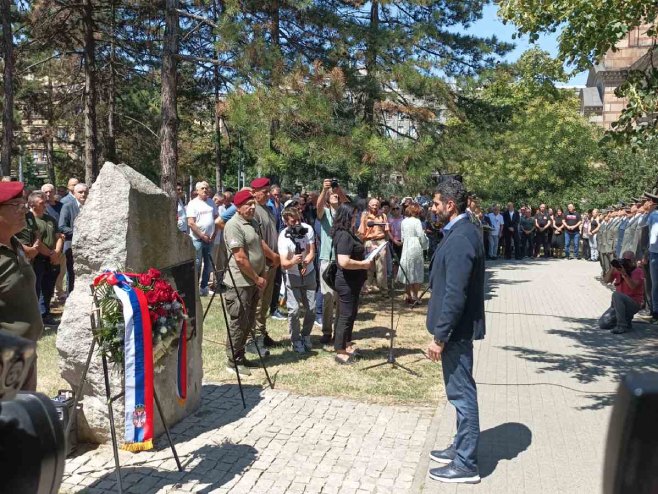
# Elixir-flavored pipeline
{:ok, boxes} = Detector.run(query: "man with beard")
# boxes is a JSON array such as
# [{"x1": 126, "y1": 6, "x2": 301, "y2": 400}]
[{"x1": 426, "y1": 178, "x2": 485, "y2": 484}]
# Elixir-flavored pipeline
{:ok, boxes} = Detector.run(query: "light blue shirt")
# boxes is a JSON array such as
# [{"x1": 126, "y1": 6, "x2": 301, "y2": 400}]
[
  {"x1": 443, "y1": 213, "x2": 469, "y2": 232},
  {"x1": 648, "y1": 210, "x2": 658, "y2": 253}
]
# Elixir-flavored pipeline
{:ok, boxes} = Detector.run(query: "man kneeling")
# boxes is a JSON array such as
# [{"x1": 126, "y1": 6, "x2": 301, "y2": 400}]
[
  {"x1": 278, "y1": 206, "x2": 316, "y2": 353},
  {"x1": 599, "y1": 250, "x2": 645, "y2": 334}
]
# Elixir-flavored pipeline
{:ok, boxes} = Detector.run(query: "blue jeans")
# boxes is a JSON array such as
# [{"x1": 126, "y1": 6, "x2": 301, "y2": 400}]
[
  {"x1": 192, "y1": 239, "x2": 213, "y2": 289},
  {"x1": 565, "y1": 231, "x2": 580, "y2": 258},
  {"x1": 650, "y1": 253, "x2": 658, "y2": 315},
  {"x1": 441, "y1": 340, "x2": 480, "y2": 471}
]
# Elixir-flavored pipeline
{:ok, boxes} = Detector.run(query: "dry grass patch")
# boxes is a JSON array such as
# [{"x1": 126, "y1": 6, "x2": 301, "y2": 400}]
[
  {"x1": 35, "y1": 290, "x2": 445, "y2": 407},
  {"x1": 202, "y1": 289, "x2": 445, "y2": 406}
]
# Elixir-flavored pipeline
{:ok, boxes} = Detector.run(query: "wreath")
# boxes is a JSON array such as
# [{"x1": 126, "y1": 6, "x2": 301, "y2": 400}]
[{"x1": 93, "y1": 268, "x2": 188, "y2": 367}]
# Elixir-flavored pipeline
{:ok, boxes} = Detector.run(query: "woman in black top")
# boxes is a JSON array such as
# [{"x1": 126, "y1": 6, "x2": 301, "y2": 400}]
[
  {"x1": 330, "y1": 204, "x2": 373, "y2": 364},
  {"x1": 551, "y1": 207, "x2": 565, "y2": 258}
]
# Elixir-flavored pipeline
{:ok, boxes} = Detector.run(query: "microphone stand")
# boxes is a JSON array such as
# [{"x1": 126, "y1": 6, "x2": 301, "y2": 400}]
[{"x1": 362, "y1": 238, "x2": 419, "y2": 376}]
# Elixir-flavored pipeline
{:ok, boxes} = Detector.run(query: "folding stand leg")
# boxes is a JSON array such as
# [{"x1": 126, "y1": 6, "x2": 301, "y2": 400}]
[
  {"x1": 153, "y1": 389, "x2": 183, "y2": 472},
  {"x1": 101, "y1": 352, "x2": 124, "y2": 494},
  {"x1": 65, "y1": 335, "x2": 96, "y2": 439}
]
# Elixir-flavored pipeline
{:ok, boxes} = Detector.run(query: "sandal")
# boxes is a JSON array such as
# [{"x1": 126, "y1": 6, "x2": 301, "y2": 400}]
[{"x1": 334, "y1": 354, "x2": 355, "y2": 365}]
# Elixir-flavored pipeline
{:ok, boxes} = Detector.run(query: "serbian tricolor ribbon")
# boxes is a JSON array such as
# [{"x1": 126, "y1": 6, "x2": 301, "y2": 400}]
[
  {"x1": 103, "y1": 272, "x2": 155, "y2": 452},
  {"x1": 174, "y1": 292, "x2": 187, "y2": 405}
]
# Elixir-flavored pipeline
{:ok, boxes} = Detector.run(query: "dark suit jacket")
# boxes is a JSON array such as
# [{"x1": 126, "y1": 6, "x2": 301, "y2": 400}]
[
  {"x1": 58, "y1": 200, "x2": 80, "y2": 249},
  {"x1": 426, "y1": 216, "x2": 486, "y2": 343},
  {"x1": 502, "y1": 209, "x2": 520, "y2": 234}
]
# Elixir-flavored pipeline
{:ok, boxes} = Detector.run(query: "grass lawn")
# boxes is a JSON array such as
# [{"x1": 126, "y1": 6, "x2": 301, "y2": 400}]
[{"x1": 37, "y1": 289, "x2": 444, "y2": 407}]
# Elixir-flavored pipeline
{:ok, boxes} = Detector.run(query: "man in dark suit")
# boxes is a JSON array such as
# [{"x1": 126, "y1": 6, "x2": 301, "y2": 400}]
[
  {"x1": 426, "y1": 178, "x2": 485, "y2": 484},
  {"x1": 502, "y1": 201, "x2": 521, "y2": 260},
  {"x1": 58, "y1": 183, "x2": 88, "y2": 293}
]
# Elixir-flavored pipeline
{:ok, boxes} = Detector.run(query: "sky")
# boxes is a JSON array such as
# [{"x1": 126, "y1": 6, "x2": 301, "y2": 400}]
[{"x1": 468, "y1": 4, "x2": 588, "y2": 86}]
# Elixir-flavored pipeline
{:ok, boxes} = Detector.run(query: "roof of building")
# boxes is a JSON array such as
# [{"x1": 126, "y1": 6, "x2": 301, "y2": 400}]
[{"x1": 580, "y1": 86, "x2": 603, "y2": 108}]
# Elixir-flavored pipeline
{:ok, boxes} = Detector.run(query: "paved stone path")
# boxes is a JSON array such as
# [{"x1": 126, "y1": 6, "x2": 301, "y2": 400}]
[
  {"x1": 61, "y1": 258, "x2": 658, "y2": 493},
  {"x1": 419, "y1": 258, "x2": 658, "y2": 493}
]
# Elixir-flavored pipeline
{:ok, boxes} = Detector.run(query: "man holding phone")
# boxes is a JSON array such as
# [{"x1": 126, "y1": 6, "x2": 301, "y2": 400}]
[{"x1": 599, "y1": 250, "x2": 645, "y2": 334}]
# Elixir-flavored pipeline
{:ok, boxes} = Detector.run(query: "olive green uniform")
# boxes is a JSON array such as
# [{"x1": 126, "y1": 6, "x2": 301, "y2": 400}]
[
  {"x1": 253, "y1": 203, "x2": 278, "y2": 337},
  {"x1": 223, "y1": 213, "x2": 266, "y2": 363},
  {"x1": 0, "y1": 237, "x2": 44, "y2": 390}
]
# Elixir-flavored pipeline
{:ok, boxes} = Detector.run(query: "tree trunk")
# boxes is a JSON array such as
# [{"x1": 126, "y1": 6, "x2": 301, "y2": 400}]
[
  {"x1": 364, "y1": 0, "x2": 379, "y2": 126},
  {"x1": 159, "y1": 0, "x2": 179, "y2": 199},
  {"x1": 213, "y1": 0, "x2": 223, "y2": 191},
  {"x1": 83, "y1": 0, "x2": 99, "y2": 184},
  {"x1": 105, "y1": 0, "x2": 117, "y2": 162},
  {"x1": 269, "y1": 0, "x2": 281, "y2": 152},
  {"x1": 1, "y1": 0, "x2": 15, "y2": 177},
  {"x1": 45, "y1": 76, "x2": 56, "y2": 184}
]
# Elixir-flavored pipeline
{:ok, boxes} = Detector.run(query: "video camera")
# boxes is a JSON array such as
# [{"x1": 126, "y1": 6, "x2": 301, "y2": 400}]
[
  {"x1": 0, "y1": 331, "x2": 65, "y2": 493},
  {"x1": 331, "y1": 178, "x2": 339, "y2": 189},
  {"x1": 285, "y1": 224, "x2": 309, "y2": 254}
]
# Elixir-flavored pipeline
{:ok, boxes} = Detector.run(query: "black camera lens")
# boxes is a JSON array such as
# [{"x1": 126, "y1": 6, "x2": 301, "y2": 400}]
[{"x1": 331, "y1": 179, "x2": 339, "y2": 188}]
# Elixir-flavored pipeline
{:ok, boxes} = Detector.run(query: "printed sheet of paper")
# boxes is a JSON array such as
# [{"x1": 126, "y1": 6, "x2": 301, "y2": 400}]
[{"x1": 365, "y1": 241, "x2": 388, "y2": 262}]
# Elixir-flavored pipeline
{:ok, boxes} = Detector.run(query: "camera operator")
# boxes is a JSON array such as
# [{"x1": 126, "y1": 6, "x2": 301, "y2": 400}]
[
  {"x1": 599, "y1": 250, "x2": 645, "y2": 334},
  {"x1": 278, "y1": 207, "x2": 316, "y2": 353},
  {"x1": 0, "y1": 182, "x2": 43, "y2": 391}
]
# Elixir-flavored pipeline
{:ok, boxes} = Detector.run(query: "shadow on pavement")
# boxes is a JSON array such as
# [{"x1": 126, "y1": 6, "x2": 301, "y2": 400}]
[
  {"x1": 479, "y1": 422, "x2": 532, "y2": 478},
  {"x1": 77, "y1": 383, "x2": 263, "y2": 493},
  {"x1": 501, "y1": 317, "x2": 658, "y2": 410},
  {"x1": 80, "y1": 443, "x2": 258, "y2": 494}
]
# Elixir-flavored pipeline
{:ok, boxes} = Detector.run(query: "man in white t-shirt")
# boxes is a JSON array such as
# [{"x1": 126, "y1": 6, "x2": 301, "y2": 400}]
[
  {"x1": 486, "y1": 205, "x2": 504, "y2": 259},
  {"x1": 278, "y1": 206, "x2": 316, "y2": 353},
  {"x1": 187, "y1": 181, "x2": 218, "y2": 295}
]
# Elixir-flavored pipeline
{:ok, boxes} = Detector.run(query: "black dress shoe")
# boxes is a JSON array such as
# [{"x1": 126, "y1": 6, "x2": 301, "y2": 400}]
[
  {"x1": 320, "y1": 334, "x2": 333, "y2": 344},
  {"x1": 428, "y1": 463, "x2": 480, "y2": 484},
  {"x1": 429, "y1": 446, "x2": 456, "y2": 464}
]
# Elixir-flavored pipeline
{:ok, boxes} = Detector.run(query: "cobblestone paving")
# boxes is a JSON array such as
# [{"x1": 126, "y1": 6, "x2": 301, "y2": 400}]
[
  {"x1": 61, "y1": 384, "x2": 434, "y2": 493},
  {"x1": 62, "y1": 258, "x2": 658, "y2": 493},
  {"x1": 418, "y1": 258, "x2": 658, "y2": 493}
]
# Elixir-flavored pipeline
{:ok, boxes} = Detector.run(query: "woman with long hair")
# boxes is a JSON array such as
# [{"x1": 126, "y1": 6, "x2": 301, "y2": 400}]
[
  {"x1": 330, "y1": 204, "x2": 373, "y2": 364},
  {"x1": 552, "y1": 207, "x2": 565, "y2": 258},
  {"x1": 397, "y1": 202, "x2": 428, "y2": 303}
]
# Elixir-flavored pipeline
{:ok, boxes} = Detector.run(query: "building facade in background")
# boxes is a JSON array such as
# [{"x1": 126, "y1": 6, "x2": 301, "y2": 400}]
[{"x1": 580, "y1": 25, "x2": 655, "y2": 129}]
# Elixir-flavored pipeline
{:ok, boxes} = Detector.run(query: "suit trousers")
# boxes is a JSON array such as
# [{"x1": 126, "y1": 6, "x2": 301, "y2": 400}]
[
  {"x1": 65, "y1": 248, "x2": 75, "y2": 293},
  {"x1": 504, "y1": 230, "x2": 521, "y2": 259},
  {"x1": 442, "y1": 340, "x2": 480, "y2": 471}
]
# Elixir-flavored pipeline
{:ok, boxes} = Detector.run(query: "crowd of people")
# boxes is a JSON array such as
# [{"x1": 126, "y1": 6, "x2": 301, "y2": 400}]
[{"x1": 5, "y1": 170, "x2": 658, "y2": 387}]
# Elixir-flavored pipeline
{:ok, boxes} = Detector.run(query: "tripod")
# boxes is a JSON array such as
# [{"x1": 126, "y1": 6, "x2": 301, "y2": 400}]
[
  {"x1": 362, "y1": 240, "x2": 419, "y2": 376},
  {"x1": 202, "y1": 253, "x2": 274, "y2": 405}
]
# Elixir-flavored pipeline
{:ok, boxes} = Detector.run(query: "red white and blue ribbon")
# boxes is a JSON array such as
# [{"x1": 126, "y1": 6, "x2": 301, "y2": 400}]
[
  {"x1": 174, "y1": 292, "x2": 187, "y2": 404},
  {"x1": 96, "y1": 272, "x2": 155, "y2": 452}
]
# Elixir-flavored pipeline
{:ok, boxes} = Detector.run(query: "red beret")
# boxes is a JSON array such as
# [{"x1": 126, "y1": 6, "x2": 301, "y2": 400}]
[
  {"x1": 0, "y1": 182, "x2": 24, "y2": 204},
  {"x1": 234, "y1": 189, "x2": 254, "y2": 207},
  {"x1": 250, "y1": 177, "x2": 270, "y2": 189}
]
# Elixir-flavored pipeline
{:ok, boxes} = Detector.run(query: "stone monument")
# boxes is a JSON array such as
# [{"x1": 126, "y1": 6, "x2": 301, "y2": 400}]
[{"x1": 56, "y1": 162, "x2": 204, "y2": 443}]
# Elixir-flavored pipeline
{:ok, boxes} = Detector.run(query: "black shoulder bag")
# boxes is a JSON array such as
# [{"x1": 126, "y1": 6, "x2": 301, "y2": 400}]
[{"x1": 322, "y1": 237, "x2": 338, "y2": 290}]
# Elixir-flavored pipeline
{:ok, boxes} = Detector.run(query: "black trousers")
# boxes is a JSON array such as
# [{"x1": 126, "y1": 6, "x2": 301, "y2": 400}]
[
  {"x1": 520, "y1": 233, "x2": 533, "y2": 258},
  {"x1": 504, "y1": 230, "x2": 521, "y2": 259},
  {"x1": 269, "y1": 266, "x2": 283, "y2": 314},
  {"x1": 65, "y1": 248, "x2": 75, "y2": 293},
  {"x1": 534, "y1": 231, "x2": 550, "y2": 257},
  {"x1": 334, "y1": 272, "x2": 365, "y2": 351}
]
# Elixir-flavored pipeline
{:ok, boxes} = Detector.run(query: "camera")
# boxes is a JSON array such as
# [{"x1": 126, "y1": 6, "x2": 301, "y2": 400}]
[
  {"x1": 286, "y1": 223, "x2": 308, "y2": 239},
  {"x1": 611, "y1": 258, "x2": 634, "y2": 274},
  {"x1": 331, "y1": 178, "x2": 339, "y2": 188},
  {"x1": 0, "y1": 331, "x2": 65, "y2": 493}
]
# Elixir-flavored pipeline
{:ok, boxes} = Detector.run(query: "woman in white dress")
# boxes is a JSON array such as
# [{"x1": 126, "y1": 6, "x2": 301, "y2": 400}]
[{"x1": 397, "y1": 203, "x2": 429, "y2": 303}]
